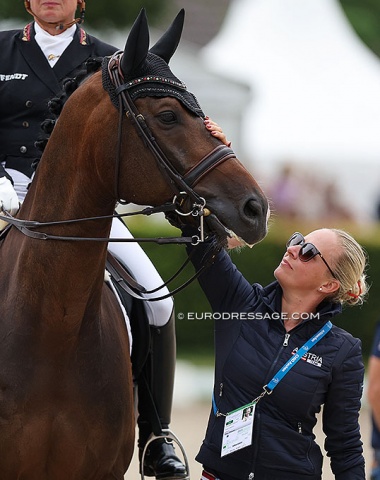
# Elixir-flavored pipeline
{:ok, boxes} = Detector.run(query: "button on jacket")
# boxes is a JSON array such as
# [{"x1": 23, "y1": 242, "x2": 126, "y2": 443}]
[
  {"x1": 0, "y1": 23, "x2": 116, "y2": 179},
  {"x1": 187, "y1": 238, "x2": 365, "y2": 480}
]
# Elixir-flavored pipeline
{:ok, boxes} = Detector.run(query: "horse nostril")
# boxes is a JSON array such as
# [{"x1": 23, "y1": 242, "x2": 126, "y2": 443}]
[{"x1": 243, "y1": 198, "x2": 265, "y2": 220}]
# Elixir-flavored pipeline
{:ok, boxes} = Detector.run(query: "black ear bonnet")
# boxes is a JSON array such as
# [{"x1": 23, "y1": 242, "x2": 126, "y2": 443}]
[
  {"x1": 120, "y1": 52, "x2": 204, "y2": 117},
  {"x1": 102, "y1": 8, "x2": 204, "y2": 117}
]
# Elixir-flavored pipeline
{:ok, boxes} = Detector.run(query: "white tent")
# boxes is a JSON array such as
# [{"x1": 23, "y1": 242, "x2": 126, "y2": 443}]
[{"x1": 202, "y1": 0, "x2": 380, "y2": 221}]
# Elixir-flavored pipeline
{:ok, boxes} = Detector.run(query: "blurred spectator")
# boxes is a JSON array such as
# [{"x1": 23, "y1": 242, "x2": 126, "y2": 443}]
[
  {"x1": 269, "y1": 162, "x2": 357, "y2": 223},
  {"x1": 269, "y1": 162, "x2": 301, "y2": 219},
  {"x1": 321, "y1": 181, "x2": 354, "y2": 222}
]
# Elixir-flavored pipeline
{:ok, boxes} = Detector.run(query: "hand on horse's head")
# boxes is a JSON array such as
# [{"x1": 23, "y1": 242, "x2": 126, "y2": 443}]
[{"x1": 204, "y1": 117, "x2": 231, "y2": 147}]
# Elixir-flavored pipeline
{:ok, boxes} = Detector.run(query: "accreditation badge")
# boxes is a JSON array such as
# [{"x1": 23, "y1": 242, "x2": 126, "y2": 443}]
[{"x1": 221, "y1": 402, "x2": 255, "y2": 457}]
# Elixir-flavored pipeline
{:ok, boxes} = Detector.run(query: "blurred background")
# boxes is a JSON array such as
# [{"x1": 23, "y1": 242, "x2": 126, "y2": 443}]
[{"x1": 1, "y1": 1, "x2": 379, "y2": 477}]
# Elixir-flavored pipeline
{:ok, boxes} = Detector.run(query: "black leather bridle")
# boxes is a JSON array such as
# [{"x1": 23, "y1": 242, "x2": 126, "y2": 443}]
[{"x1": 107, "y1": 51, "x2": 236, "y2": 214}]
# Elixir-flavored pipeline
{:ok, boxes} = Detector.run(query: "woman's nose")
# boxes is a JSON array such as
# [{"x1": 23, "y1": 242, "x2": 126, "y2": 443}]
[{"x1": 286, "y1": 245, "x2": 300, "y2": 259}]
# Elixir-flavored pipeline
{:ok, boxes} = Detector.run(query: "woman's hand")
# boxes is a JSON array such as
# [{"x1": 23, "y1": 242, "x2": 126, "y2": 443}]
[
  {"x1": 204, "y1": 117, "x2": 242, "y2": 249},
  {"x1": 204, "y1": 117, "x2": 231, "y2": 147}
]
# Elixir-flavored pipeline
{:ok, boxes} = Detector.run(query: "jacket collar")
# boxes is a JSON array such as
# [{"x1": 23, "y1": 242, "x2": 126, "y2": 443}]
[
  {"x1": 260, "y1": 280, "x2": 342, "y2": 320},
  {"x1": 21, "y1": 22, "x2": 87, "y2": 45},
  {"x1": 16, "y1": 23, "x2": 92, "y2": 92}
]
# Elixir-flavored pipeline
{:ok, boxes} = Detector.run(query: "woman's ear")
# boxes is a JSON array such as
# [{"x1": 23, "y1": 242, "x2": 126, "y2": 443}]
[{"x1": 319, "y1": 280, "x2": 340, "y2": 295}]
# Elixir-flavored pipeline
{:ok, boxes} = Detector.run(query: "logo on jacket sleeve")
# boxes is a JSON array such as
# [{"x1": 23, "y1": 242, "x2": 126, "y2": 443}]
[{"x1": 292, "y1": 347, "x2": 322, "y2": 367}]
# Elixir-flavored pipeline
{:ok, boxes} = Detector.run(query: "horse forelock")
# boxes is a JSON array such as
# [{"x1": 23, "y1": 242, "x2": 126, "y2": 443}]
[{"x1": 102, "y1": 52, "x2": 204, "y2": 117}]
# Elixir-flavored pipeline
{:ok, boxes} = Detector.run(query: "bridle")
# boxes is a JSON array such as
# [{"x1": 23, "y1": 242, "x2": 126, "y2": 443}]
[{"x1": 106, "y1": 51, "x2": 236, "y2": 212}]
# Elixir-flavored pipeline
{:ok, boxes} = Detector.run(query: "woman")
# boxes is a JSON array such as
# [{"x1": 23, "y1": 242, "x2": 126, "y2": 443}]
[{"x1": 182, "y1": 224, "x2": 368, "y2": 480}]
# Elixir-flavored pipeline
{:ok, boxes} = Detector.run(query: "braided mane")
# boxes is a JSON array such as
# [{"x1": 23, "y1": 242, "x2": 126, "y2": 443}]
[{"x1": 34, "y1": 57, "x2": 104, "y2": 163}]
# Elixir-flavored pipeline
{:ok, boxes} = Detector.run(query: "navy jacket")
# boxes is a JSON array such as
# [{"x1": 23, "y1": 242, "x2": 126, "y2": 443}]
[
  {"x1": 187, "y1": 238, "x2": 365, "y2": 480},
  {"x1": 0, "y1": 23, "x2": 116, "y2": 180}
]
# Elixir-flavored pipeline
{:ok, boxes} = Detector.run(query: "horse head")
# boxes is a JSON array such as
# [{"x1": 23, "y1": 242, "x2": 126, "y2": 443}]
[
  {"x1": 28, "y1": 9, "x2": 268, "y2": 247},
  {"x1": 107, "y1": 9, "x2": 269, "y2": 247}
]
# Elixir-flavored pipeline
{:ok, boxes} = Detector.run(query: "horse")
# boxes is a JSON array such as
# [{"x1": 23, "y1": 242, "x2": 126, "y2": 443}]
[{"x1": 0, "y1": 9, "x2": 269, "y2": 480}]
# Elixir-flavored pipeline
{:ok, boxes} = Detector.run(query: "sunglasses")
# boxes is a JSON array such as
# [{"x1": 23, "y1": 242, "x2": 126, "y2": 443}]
[{"x1": 286, "y1": 232, "x2": 337, "y2": 279}]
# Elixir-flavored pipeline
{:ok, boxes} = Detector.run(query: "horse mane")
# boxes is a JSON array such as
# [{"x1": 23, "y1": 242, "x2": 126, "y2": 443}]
[{"x1": 34, "y1": 57, "x2": 104, "y2": 162}]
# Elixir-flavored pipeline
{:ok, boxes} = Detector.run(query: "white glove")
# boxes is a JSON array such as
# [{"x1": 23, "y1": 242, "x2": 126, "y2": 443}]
[{"x1": 0, "y1": 176, "x2": 20, "y2": 215}]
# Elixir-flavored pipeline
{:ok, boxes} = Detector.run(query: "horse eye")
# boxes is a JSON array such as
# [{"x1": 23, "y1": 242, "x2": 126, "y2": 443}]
[{"x1": 158, "y1": 111, "x2": 177, "y2": 124}]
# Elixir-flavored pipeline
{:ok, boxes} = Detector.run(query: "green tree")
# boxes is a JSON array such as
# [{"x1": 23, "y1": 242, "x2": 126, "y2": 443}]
[
  {"x1": 0, "y1": 0, "x2": 170, "y2": 28},
  {"x1": 339, "y1": 0, "x2": 380, "y2": 57},
  {"x1": 82, "y1": 1, "x2": 170, "y2": 29}
]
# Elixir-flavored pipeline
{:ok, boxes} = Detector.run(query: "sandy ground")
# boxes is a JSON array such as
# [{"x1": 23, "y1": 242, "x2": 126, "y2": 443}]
[{"x1": 124, "y1": 363, "x2": 374, "y2": 479}]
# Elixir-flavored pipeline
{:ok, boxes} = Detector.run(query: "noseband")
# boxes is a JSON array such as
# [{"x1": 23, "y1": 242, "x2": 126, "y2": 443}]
[{"x1": 107, "y1": 52, "x2": 236, "y2": 212}]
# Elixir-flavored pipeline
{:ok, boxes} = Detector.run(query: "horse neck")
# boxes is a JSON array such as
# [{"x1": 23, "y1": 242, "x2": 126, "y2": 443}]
[
  {"x1": 16, "y1": 124, "x2": 117, "y2": 298},
  {"x1": 25, "y1": 110, "x2": 116, "y2": 225}
]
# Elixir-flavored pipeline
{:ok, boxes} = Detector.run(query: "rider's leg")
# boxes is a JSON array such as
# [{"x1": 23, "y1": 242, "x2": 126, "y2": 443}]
[
  {"x1": 4, "y1": 168, "x2": 31, "y2": 203},
  {"x1": 108, "y1": 217, "x2": 174, "y2": 324},
  {"x1": 108, "y1": 217, "x2": 187, "y2": 479},
  {"x1": 137, "y1": 311, "x2": 188, "y2": 479}
]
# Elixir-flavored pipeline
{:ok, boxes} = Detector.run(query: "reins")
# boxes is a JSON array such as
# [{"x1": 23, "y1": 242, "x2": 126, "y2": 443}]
[
  {"x1": 0, "y1": 203, "x2": 202, "y2": 245},
  {"x1": 0, "y1": 205, "x2": 209, "y2": 302},
  {"x1": 106, "y1": 249, "x2": 209, "y2": 302}
]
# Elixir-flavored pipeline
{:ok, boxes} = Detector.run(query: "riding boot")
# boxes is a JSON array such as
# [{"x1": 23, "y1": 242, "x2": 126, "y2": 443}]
[{"x1": 137, "y1": 311, "x2": 188, "y2": 480}]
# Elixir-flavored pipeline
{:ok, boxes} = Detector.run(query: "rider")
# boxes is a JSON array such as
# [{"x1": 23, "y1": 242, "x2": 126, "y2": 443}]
[{"x1": 0, "y1": 1, "x2": 226, "y2": 477}]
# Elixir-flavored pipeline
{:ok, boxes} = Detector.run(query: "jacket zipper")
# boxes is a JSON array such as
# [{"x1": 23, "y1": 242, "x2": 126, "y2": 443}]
[{"x1": 249, "y1": 329, "x2": 292, "y2": 477}]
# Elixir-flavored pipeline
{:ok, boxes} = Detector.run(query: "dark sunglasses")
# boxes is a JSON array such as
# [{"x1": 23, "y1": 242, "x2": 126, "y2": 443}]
[{"x1": 286, "y1": 232, "x2": 337, "y2": 279}]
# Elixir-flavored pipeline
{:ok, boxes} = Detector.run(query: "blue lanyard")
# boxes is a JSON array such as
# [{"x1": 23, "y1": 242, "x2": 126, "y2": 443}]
[
  {"x1": 265, "y1": 321, "x2": 332, "y2": 393},
  {"x1": 213, "y1": 321, "x2": 333, "y2": 416}
]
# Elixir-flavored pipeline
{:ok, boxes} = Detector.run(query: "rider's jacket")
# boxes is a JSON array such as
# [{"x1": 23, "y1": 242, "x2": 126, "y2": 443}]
[
  {"x1": 0, "y1": 23, "x2": 116, "y2": 180},
  {"x1": 186, "y1": 233, "x2": 365, "y2": 480}
]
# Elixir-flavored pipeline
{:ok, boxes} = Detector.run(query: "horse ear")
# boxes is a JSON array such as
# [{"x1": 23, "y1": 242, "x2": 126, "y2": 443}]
[
  {"x1": 149, "y1": 9, "x2": 185, "y2": 64},
  {"x1": 121, "y1": 8, "x2": 150, "y2": 78}
]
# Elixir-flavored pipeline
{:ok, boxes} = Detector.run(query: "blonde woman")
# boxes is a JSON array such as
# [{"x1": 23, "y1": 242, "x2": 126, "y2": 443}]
[{"x1": 182, "y1": 226, "x2": 368, "y2": 480}]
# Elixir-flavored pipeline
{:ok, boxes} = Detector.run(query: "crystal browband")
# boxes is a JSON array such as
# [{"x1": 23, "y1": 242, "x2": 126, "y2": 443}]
[{"x1": 123, "y1": 76, "x2": 187, "y2": 91}]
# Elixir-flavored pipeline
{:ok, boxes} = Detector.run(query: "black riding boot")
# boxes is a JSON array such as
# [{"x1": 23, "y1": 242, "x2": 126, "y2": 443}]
[{"x1": 137, "y1": 311, "x2": 188, "y2": 480}]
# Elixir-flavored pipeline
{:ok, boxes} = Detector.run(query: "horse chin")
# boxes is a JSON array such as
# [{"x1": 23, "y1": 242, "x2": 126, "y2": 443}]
[
  {"x1": 205, "y1": 214, "x2": 253, "y2": 249},
  {"x1": 226, "y1": 230, "x2": 253, "y2": 250}
]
